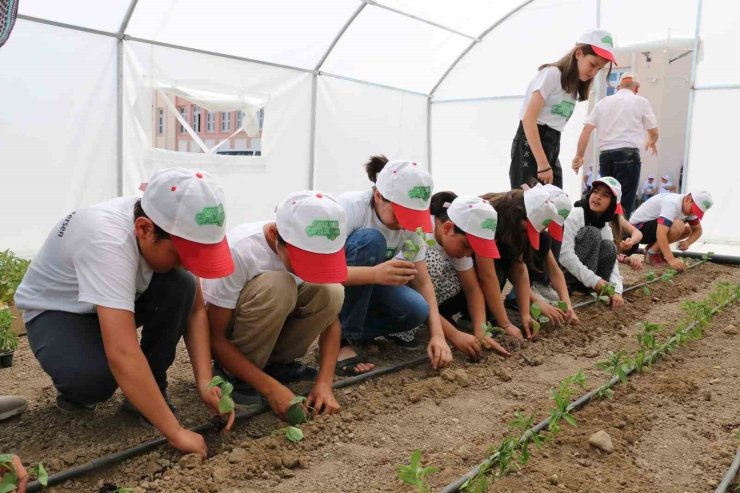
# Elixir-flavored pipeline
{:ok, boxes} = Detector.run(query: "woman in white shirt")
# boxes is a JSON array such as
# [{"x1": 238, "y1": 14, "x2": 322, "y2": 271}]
[{"x1": 560, "y1": 177, "x2": 625, "y2": 309}]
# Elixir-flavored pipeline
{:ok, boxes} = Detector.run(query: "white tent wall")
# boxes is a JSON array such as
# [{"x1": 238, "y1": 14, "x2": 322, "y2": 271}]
[
  {"x1": 122, "y1": 41, "x2": 313, "y2": 229},
  {"x1": 313, "y1": 76, "x2": 428, "y2": 195},
  {"x1": 0, "y1": 20, "x2": 118, "y2": 257}
]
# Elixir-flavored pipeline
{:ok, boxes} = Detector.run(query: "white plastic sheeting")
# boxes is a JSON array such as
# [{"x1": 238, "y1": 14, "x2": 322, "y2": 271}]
[{"x1": 1, "y1": 0, "x2": 739, "y2": 255}]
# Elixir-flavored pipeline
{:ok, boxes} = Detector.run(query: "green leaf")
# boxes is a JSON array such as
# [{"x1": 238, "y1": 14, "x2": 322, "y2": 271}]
[
  {"x1": 0, "y1": 473, "x2": 18, "y2": 493},
  {"x1": 599, "y1": 295, "x2": 611, "y2": 304},
  {"x1": 531, "y1": 320, "x2": 541, "y2": 334},
  {"x1": 207, "y1": 375, "x2": 226, "y2": 389},
  {"x1": 32, "y1": 463, "x2": 48, "y2": 487},
  {"x1": 289, "y1": 396, "x2": 307, "y2": 406},
  {"x1": 530, "y1": 303, "x2": 542, "y2": 319},
  {"x1": 285, "y1": 426, "x2": 304, "y2": 443},
  {"x1": 563, "y1": 413, "x2": 577, "y2": 427},
  {"x1": 287, "y1": 402, "x2": 310, "y2": 426},
  {"x1": 0, "y1": 456, "x2": 13, "y2": 466},
  {"x1": 642, "y1": 286, "x2": 650, "y2": 296},
  {"x1": 556, "y1": 301, "x2": 568, "y2": 311},
  {"x1": 218, "y1": 395, "x2": 234, "y2": 414},
  {"x1": 425, "y1": 239, "x2": 437, "y2": 248},
  {"x1": 539, "y1": 316, "x2": 550, "y2": 324}
]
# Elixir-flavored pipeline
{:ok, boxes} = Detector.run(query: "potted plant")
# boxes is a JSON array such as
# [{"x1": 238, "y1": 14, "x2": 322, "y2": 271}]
[
  {"x1": 0, "y1": 249, "x2": 31, "y2": 335},
  {"x1": 0, "y1": 307, "x2": 18, "y2": 368}
]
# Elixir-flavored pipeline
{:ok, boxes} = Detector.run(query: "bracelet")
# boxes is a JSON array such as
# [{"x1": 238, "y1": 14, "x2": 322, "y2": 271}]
[{"x1": 536, "y1": 167, "x2": 552, "y2": 174}]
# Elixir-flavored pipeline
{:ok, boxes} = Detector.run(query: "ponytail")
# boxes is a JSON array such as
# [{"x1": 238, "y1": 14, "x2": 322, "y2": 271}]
[
  {"x1": 429, "y1": 191, "x2": 458, "y2": 221},
  {"x1": 364, "y1": 155, "x2": 389, "y2": 183}
]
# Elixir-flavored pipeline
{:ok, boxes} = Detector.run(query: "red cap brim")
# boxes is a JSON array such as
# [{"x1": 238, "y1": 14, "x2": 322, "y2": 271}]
[
  {"x1": 690, "y1": 201, "x2": 705, "y2": 220},
  {"x1": 391, "y1": 202, "x2": 432, "y2": 233},
  {"x1": 548, "y1": 222, "x2": 564, "y2": 242},
  {"x1": 592, "y1": 45, "x2": 617, "y2": 65},
  {"x1": 615, "y1": 203, "x2": 624, "y2": 215},
  {"x1": 527, "y1": 221, "x2": 541, "y2": 250},
  {"x1": 171, "y1": 236, "x2": 234, "y2": 279},
  {"x1": 466, "y1": 233, "x2": 500, "y2": 259},
  {"x1": 286, "y1": 244, "x2": 348, "y2": 283}
]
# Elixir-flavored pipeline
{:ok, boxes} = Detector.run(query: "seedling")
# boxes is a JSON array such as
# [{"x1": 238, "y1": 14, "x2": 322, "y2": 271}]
[
  {"x1": 529, "y1": 303, "x2": 550, "y2": 335},
  {"x1": 595, "y1": 350, "x2": 631, "y2": 397},
  {"x1": 550, "y1": 300, "x2": 568, "y2": 312},
  {"x1": 479, "y1": 321, "x2": 504, "y2": 342},
  {"x1": 646, "y1": 271, "x2": 656, "y2": 282},
  {"x1": 590, "y1": 283, "x2": 615, "y2": 304},
  {"x1": 396, "y1": 449, "x2": 439, "y2": 493},
  {"x1": 460, "y1": 462, "x2": 489, "y2": 493},
  {"x1": 660, "y1": 269, "x2": 677, "y2": 283},
  {"x1": 0, "y1": 455, "x2": 47, "y2": 493},
  {"x1": 548, "y1": 371, "x2": 586, "y2": 435},
  {"x1": 508, "y1": 411, "x2": 543, "y2": 465},
  {"x1": 402, "y1": 227, "x2": 436, "y2": 260},
  {"x1": 206, "y1": 376, "x2": 235, "y2": 414},
  {"x1": 285, "y1": 426, "x2": 304, "y2": 443},
  {"x1": 286, "y1": 396, "x2": 312, "y2": 426}
]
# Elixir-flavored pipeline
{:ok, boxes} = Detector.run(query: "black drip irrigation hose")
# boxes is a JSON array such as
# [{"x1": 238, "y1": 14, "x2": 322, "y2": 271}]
[
  {"x1": 638, "y1": 248, "x2": 740, "y2": 266},
  {"x1": 715, "y1": 449, "x2": 740, "y2": 493},
  {"x1": 441, "y1": 285, "x2": 736, "y2": 493},
  {"x1": 26, "y1": 259, "x2": 709, "y2": 491}
]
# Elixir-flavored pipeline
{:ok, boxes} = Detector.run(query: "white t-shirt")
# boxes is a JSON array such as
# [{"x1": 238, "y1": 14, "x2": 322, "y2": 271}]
[
  {"x1": 519, "y1": 66, "x2": 576, "y2": 132},
  {"x1": 338, "y1": 190, "x2": 427, "y2": 263},
  {"x1": 201, "y1": 221, "x2": 295, "y2": 309},
  {"x1": 430, "y1": 216, "x2": 474, "y2": 272},
  {"x1": 559, "y1": 207, "x2": 623, "y2": 294},
  {"x1": 642, "y1": 180, "x2": 657, "y2": 195},
  {"x1": 629, "y1": 193, "x2": 699, "y2": 227},
  {"x1": 584, "y1": 89, "x2": 658, "y2": 151},
  {"x1": 14, "y1": 197, "x2": 154, "y2": 323},
  {"x1": 659, "y1": 180, "x2": 674, "y2": 194}
]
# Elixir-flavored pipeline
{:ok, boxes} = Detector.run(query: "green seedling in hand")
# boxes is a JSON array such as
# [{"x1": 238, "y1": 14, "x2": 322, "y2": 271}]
[
  {"x1": 0, "y1": 456, "x2": 47, "y2": 493},
  {"x1": 285, "y1": 426, "x2": 304, "y2": 443},
  {"x1": 590, "y1": 283, "x2": 616, "y2": 304},
  {"x1": 479, "y1": 321, "x2": 504, "y2": 342},
  {"x1": 286, "y1": 396, "x2": 313, "y2": 426},
  {"x1": 396, "y1": 449, "x2": 439, "y2": 493},
  {"x1": 207, "y1": 376, "x2": 235, "y2": 414},
  {"x1": 402, "y1": 227, "x2": 436, "y2": 260},
  {"x1": 529, "y1": 303, "x2": 550, "y2": 334}
]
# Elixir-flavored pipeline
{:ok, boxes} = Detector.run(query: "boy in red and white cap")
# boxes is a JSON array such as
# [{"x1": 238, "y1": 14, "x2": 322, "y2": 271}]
[
  {"x1": 629, "y1": 190, "x2": 713, "y2": 271},
  {"x1": 15, "y1": 168, "x2": 236, "y2": 456},
  {"x1": 203, "y1": 191, "x2": 347, "y2": 420},
  {"x1": 337, "y1": 156, "x2": 452, "y2": 375}
]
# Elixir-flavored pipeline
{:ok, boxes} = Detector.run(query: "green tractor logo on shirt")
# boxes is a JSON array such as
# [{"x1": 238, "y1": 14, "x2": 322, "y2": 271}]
[
  {"x1": 551, "y1": 100, "x2": 575, "y2": 118},
  {"x1": 195, "y1": 203, "x2": 225, "y2": 227},
  {"x1": 601, "y1": 35, "x2": 613, "y2": 47},
  {"x1": 558, "y1": 208, "x2": 570, "y2": 219},
  {"x1": 407, "y1": 186, "x2": 431, "y2": 201},
  {"x1": 305, "y1": 220, "x2": 341, "y2": 241},
  {"x1": 480, "y1": 218, "x2": 497, "y2": 232},
  {"x1": 542, "y1": 218, "x2": 553, "y2": 227},
  {"x1": 702, "y1": 200, "x2": 712, "y2": 210}
]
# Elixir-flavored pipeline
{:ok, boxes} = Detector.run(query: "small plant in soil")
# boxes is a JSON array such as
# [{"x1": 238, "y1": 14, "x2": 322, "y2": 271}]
[
  {"x1": 660, "y1": 268, "x2": 677, "y2": 283},
  {"x1": 548, "y1": 371, "x2": 586, "y2": 436},
  {"x1": 550, "y1": 300, "x2": 568, "y2": 311},
  {"x1": 285, "y1": 426, "x2": 304, "y2": 443},
  {"x1": 402, "y1": 228, "x2": 436, "y2": 261},
  {"x1": 396, "y1": 449, "x2": 439, "y2": 493},
  {"x1": 0, "y1": 455, "x2": 47, "y2": 492},
  {"x1": 507, "y1": 411, "x2": 543, "y2": 465},
  {"x1": 594, "y1": 350, "x2": 632, "y2": 399},
  {"x1": 590, "y1": 283, "x2": 615, "y2": 304},
  {"x1": 206, "y1": 376, "x2": 235, "y2": 414},
  {"x1": 529, "y1": 303, "x2": 550, "y2": 335},
  {"x1": 286, "y1": 396, "x2": 313, "y2": 426},
  {"x1": 479, "y1": 321, "x2": 504, "y2": 342}
]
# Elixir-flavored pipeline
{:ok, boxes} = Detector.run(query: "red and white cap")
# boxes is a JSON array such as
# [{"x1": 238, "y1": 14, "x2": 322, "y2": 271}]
[
  {"x1": 689, "y1": 190, "x2": 713, "y2": 220},
  {"x1": 577, "y1": 28, "x2": 617, "y2": 65},
  {"x1": 141, "y1": 167, "x2": 234, "y2": 279},
  {"x1": 276, "y1": 191, "x2": 348, "y2": 284},
  {"x1": 447, "y1": 196, "x2": 500, "y2": 259},
  {"x1": 592, "y1": 176, "x2": 624, "y2": 214},
  {"x1": 542, "y1": 184, "x2": 572, "y2": 242},
  {"x1": 375, "y1": 160, "x2": 433, "y2": 233},
  {"x1": 524, "y1": 186, "x2": 560, "y2": 251}
]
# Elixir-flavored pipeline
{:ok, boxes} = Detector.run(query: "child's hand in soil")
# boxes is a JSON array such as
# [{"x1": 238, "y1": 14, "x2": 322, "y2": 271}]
[
  {"x1": 450, "y1": 330, "x2": 482, "y2": 361},
  {"x1": 427, "y1": 335, "x2": 453, "y2": 370},
  {"x1": 200, "y1": 385, "x2": 235, "y2": 431},
  {"x1": 480, "y1": 336, "x2": 511, "y2": 357},
  {"x1": 539, "y1": 302, "x2": 566, "y2": 327},
  {"x1": 610, "y1": 293, "x2": 625, "y2": 309},
  {"x1": 168, "y1": 427, "x2": 208, "y2": 457},
  {"x1": 565, "y1": 306, "x2": 580, "y2": 325},
  {"x1": 520, "y1": 314, "x2": 536, "y2": 340},
  {"x1": 266, "y1": 383, "x2": 297, "y2": 421},
  {"x1": 307, "y1": 382, "x2": 340, "y2": 415},
  {"x1": 627, "y1": 256, "x2": 643, "y2": 271},
  {"x1": 503, "y1": 323, "x2": 524, "y2": 340},
  {"x1": 668, "y1": 258, "x2": 686, "y2": 271}
]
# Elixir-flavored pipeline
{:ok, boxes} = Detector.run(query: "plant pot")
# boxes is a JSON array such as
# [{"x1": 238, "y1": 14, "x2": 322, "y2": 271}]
[{"x1": 0, "y1": 351, "x2": 13, "y2": 368}]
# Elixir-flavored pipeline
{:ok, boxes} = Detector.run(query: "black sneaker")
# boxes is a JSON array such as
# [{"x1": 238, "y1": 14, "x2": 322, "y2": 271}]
[
  {"x1": 264, "y1": 360, "x2": 318, "y2": 383},
  {"x1": 56, "y1": 395, "x2": 96, "y2": 415},
  {"x1": 384, "y1": 334, "x2": 425, "y2": 351}
]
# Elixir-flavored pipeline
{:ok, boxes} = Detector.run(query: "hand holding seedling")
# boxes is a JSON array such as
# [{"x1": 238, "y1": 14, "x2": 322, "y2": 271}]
[
  {"x1": 401, "y1": 227, "x2": 437, "y2": 261},
  {"x1": 0, "y1": 454, "x2": 29, "y2": 493},
  {"x1": 265, "y1": 382, "x2": 297, "y2": 421},
  {"x1": 593, "y1": 281, "x2": 617, "y2": 305},
  {"x1": 307, "y1": 382, "x2": 339, "y2": 415},
  {"x1": 610, "y1": 293, "x2": 624, "y2": 309},
  {"x1": 201, "y1": 383, "x2": 235, "y2": 431},
  {"x1": 538, "y1": 301, "x2": 565, "y2": 327},
  {"x1": 476, "y1": 322, "x2": 510, "y2": 357},
  {"x1": 374, "y1": 259, "x2": 417, "y2": 286},
  {"x1": 528, "y1": 303, "x2": 551, "y2": 337},
  {"x1": 427, "y1": 335, "x2": 453, "y2": 370},
  {"x1": 449, "y1": 329, "x2": 482, "y2": 361}
]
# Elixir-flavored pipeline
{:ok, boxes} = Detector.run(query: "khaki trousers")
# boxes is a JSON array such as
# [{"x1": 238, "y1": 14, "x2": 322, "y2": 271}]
[{"x1": 228, "y1": 271, "x2": 344, "y2": 368}]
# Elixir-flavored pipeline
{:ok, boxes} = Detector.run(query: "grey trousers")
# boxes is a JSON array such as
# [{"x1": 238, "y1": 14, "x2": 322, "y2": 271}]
[
  {"x1": 26, "y1": 269, "x2": 196, "y2": 406},
  {"x1": 566, "y1": 226, "x2": 616, "y2": 292}
]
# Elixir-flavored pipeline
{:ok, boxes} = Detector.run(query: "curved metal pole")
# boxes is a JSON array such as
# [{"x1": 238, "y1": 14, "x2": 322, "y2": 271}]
[{"x1": 429, "y1": 0, "x2": 534, "y2": 97}]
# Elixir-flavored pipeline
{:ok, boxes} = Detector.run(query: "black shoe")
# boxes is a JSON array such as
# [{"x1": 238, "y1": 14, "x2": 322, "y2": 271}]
[
  {"x1": 384, "y1": 334, "x2": 425, "y2": 351},
  {"x1": 56, "y1": 395, "x2": 96, "y2": 415},
  {"x1": 264, "y1": 360, "x2": 318, "y2": 383},
  {"x1": 123, "y1": 389, "x2": 177, "y2": 428}
]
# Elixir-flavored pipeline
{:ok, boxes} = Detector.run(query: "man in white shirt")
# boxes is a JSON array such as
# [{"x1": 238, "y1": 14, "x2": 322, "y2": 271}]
[
  {"x1": 641, "y1": 175, "x2": 658, "y2": 203},
  {"x1": 572, "y1": 73, "x2": 659, "y2": 218},
  {"x1": 659, "y1": 174, "x2": 675, "y2": 194},
  {"x1": 15, "y1": 168, "x2": 236, "y2": 456}
]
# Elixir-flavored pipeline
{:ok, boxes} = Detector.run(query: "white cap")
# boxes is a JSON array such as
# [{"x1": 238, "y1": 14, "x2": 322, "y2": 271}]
[
  {"x1": 276, "y1": 191, "x2": 348, "y2": 283},
  {"x1": 447, "y1": 195, "x2": 500, "y2": 259},
  {"x1": 375, "y1": 160, "x2": 434, "y2": 232},
  {"x1": 619, "y1": 72, "x2": 639, "y2": 84},
  {"x1": 541, "y1": 184, "x2": 572, "y2": 241},
  {"x1": 689, "y1": 190, "x2": 713, "y2": 220},
  {"x1": 524, "y1": 186, "x2": 560, "y2": 250},
  {"x1": 592, "y1": 176, "x2": 624, "y2": 214},
  {"x1": 577, "y1": 28, "x2": 617, "y2": 65},
  {"x1": 141, "y1": 167, "x2": 233, "y2": 278},
  {"x1": 662, "y1": 174, "x2": 670, "y2": 180}
]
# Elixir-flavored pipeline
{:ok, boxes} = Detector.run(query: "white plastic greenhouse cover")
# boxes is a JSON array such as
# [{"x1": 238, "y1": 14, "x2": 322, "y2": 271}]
[{"x1": 1, "y1": 0, "x2": 738, "y2": 256}]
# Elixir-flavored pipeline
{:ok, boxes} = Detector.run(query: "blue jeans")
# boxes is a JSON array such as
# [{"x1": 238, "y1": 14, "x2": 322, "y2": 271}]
[
  {"x1": 599, "y1": 147, "x2": 641, "y2": 219},
  {"x1": 339, "y1": 229, "x2": 429, "y2": 343}
]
